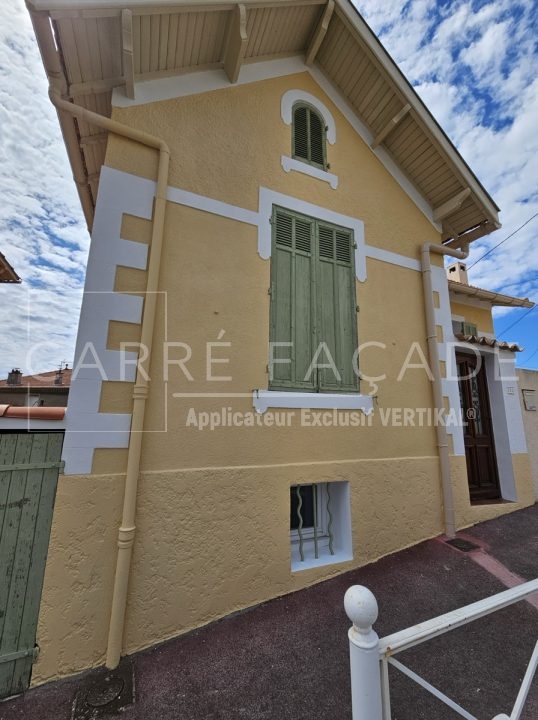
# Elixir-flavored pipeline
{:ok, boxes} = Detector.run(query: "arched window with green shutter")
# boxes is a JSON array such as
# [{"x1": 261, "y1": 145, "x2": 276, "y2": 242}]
[{"x1": 292, "y1": 102, "x2": 327, "y2": 170}]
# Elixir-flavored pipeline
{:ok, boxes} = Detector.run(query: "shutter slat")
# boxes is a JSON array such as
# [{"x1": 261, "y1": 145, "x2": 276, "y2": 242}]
[
  {"x1": 295, "y1": 218, "x2": 312, "y2": 254},
  {"x1": 319, "y1": 226, "x2": 334, "y2": 259},
  {"x1": 336, "y1": 231, "x2": 352, "y2": 264},
  {"x1": 275, "y1": 212, "x2": 293, "y2": 248}
]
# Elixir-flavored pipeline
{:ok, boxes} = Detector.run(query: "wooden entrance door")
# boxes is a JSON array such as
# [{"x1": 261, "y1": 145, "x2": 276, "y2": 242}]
[
  {"x1": 456, "y1": 354, "x2": 500, "y2": 501},
  {"x1": 0, "y1": 432, "x2": 63, "y2": 698}
]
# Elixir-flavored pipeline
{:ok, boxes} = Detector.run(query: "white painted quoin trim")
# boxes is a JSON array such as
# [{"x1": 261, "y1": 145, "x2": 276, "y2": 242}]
[
  {"x1": 112, "y1": 57, "x2": 442, "y2": 233},
  {"x1": 433, "y1": 265, "x2": 527, "y2": 502},
  {"x1": 281, "y1": 155, "x2": 338, "y2": 189},
  {"x1": 66, "y1": 166, "x2": 431, "y2": 475},
  {"x1": 280, "y1": 89, "x2": 337, "y2": 144},
  {"x1": 62, "y1": 166, "x2": 155, "y2": 475},
  {"x1": 252, "y1": 390, "x2": 374, "y2": 415}
]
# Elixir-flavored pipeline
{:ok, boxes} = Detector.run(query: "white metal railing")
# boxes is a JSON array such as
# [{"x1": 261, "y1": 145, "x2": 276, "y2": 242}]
[{"x1": 344, "y1": 580, "x2": 538, "y2": 720}]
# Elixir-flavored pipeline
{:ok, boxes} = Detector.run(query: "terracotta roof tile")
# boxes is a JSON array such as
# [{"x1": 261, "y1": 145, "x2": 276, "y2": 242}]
[
  {"x1": 0, "y1": 404, "x2": 66, "y2": 420},
  {"x1": 455, "y1": 333, "x2": 522, "y2": 352}
]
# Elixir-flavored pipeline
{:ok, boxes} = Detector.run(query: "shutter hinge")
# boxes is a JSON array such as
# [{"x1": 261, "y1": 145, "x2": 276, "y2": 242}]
[
  {"x1": 265, "y1": 364, "x2": 269, "y2": 374},
  {"x1": 356, "y1": 304, "x2": 360, "y2": 313},
  {"x1": 353, "y1": 241, "x2": 357, "y2": 249},
  {"x1": 268, "y1": 286, "x2": 272, "y2": 295}
]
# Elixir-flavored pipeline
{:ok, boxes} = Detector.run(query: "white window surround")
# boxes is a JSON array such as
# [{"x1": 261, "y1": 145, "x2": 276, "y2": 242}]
[
  {"x1": 281, "y1": 89, "x2": 336, "y2": 144},
  {"x1": 252, "y1": 390, "x2": 374, "y2": 414},
  {"x1": 257, "y1": 187, "x2": 367, "y2": 282},
  {"x1": 290, "y1": 480, "x2": 352, "y2": 572},
  {"x1": 281, "y1": 155, "x2": 338, "y2": 189}
]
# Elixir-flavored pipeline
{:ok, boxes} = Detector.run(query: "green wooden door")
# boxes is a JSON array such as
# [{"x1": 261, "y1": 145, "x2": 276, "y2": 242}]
[{"x1": 0, "y1": 432, "x2": 63, "y2": 698}]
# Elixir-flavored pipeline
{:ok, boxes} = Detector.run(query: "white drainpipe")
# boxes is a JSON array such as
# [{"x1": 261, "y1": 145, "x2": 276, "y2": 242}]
[{"x1": 421, "y1": 241, "x2": 469, "y2": 539}]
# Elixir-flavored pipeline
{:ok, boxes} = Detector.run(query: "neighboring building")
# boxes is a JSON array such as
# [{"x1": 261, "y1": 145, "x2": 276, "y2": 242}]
[
  {"x1": 0, "y1": 251, "x2": 20, "y2": 283},
  {"x1": 19, "y1": 0, "x2": 535, "y2": 690},
  {"x1": 517, "y1": 368, "x2": 538, "y2": 499},
  {"x1": 0, "y1": 366, "x2": 71, "y2": 408}
]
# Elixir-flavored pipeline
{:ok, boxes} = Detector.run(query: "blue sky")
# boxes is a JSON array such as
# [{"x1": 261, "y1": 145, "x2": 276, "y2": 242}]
[{"x1": 0, "y1": 0, "x2": 537, "y2": 375}]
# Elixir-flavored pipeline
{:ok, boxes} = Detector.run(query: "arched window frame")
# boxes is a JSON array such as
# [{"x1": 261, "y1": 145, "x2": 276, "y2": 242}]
[{"x1": 292, "y1": 102, "x2": 328, "y2": 171}]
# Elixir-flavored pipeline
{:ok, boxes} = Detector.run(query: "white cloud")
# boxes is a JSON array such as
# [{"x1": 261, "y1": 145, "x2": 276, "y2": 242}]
[
  {"x1": 355, "y1": 0, "x2": 538, "y2": 355},
  {"x1": 0, "y1": 0, "x2": 89, "y2": 377}
]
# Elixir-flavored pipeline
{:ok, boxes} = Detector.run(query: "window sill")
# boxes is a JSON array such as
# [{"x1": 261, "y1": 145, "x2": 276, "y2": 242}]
[
  {"x1": 252, "y1": 390, "x2": 374, "y2": 414},
  {"x1": 281, "y1": 155, "x2": 338, "y2": 189},
  {"x1": 291, "y1": 550, "x2": 353, "y2": 572}
]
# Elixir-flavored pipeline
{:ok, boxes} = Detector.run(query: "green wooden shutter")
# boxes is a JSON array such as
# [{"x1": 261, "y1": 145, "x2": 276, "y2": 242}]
[
  {"x1": 270, "y1": 208, "x2": 316, "y2": 391},
  {"x1": 308, "y1": 110, "x2": 325, "y2": 167},
  {"x1": 292, "y1": 104, "x2": 327, "y2": 170},
  {"x1": 316, "y1": 223, "x2": 358, "y2": 392},
  {"x1": 293, "y1": 106, "x2": 309, "y2": 162}
]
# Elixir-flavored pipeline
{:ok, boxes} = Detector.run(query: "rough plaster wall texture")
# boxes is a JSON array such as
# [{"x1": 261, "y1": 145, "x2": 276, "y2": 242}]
[
  {"x1": 518, "y1": 369, "x2": 538, "y2": 498},
  {"x1": 121, "y1": 457, "x2": 443, "y2": 656},
  {"x1": 117, "y1": 203, "x2": 440, "y2": 473},
  {"x1": 451, "y1": 454, "x2": 535, "y2": 530},
  {"x1": 106, "y1": 72, "x2": 439, "y2": 258},
  {"x1": 32, "y1": 474, "x2": 123, "y2": 685}
]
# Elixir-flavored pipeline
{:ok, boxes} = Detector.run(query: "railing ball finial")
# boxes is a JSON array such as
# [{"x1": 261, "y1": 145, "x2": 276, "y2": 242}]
[{"x1": 344, "y1": 585, "x2": 378, "y2": 635}]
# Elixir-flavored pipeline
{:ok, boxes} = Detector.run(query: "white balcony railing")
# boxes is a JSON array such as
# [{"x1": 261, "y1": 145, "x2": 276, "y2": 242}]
[{"x1": 344, "y1": 580, "x2": 538, "y2": 720}]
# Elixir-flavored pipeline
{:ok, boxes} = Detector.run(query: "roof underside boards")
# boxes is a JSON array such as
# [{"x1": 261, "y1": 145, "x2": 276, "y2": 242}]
[{"x1": 28, "y1": 0, "x2": 500, "y2": 244}]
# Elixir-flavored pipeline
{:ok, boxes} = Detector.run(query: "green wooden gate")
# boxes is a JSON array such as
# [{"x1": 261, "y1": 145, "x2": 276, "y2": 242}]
[{"x1": 0, "y1": 432, "x2": 64, "y2": 699}]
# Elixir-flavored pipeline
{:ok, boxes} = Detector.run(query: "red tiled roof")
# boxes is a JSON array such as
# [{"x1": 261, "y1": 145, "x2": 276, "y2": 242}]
[
  {"x1": 0, "y1": 404, "x2": 66, "y2": 420},
  {"x1": 0, "y1": 368, "x2": 72, "y2": 387},
  {"x1": 455, "y1": 334, "x2": 523, "y2": 352},
  {"x1": 0, "y1": 251, "x2": 20, "y2": 283}
]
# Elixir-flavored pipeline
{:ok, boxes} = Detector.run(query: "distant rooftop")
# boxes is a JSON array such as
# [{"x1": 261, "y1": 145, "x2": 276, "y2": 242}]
[
  {"x1": 0, "y1": 251, "x2": 21, "y2": 283},
  {"x1": 0, "y1": 367, "x2": 72, "y2": 388}
]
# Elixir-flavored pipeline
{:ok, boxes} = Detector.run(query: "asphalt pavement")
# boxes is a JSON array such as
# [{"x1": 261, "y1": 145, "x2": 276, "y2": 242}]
[{"x1": 1, "y1": 504, "x2": 537, "y2": 720}]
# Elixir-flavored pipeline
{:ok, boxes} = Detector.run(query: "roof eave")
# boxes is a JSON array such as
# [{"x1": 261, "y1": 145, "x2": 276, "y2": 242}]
[{"x1": 448, "y1": 280, "x2": 534, "y2": 308}]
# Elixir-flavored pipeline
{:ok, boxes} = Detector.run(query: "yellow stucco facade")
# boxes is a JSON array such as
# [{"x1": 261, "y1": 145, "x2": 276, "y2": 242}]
[
  {"x1": 33, "y1": 71, "x2": 535, "y2": 685},
  {"x1": 450, "y1": 301, "x2": 495, "y2": 335}
]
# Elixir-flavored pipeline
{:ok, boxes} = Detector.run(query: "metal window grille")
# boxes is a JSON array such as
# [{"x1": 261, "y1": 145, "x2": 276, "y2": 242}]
[{"x1": 290, "y1": 483, "x2": 335, "y2": 562}]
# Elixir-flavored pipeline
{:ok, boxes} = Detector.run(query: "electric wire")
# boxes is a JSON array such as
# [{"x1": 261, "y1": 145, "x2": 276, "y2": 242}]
[{"x1": 468, "y1": 212, "x2": 538, "y2": 269}]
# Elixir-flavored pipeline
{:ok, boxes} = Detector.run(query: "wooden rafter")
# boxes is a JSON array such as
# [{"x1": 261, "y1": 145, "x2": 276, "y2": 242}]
[
  {"x1": 371, "y1": 103, "x2": 411, "y2": 149},
  {"x1": 122, "y1": 8, "x2": 135, "y2": 100},
  {"x1": 305, "y1": 0, "x2": 334, "y2": 66},
  {"x1": 223, "y1": 4, "x2": 248, "y2": 84},
  {"x1": 433, "y1": 188, "x2": 472, "y2": 223},
  {"x1": 80, "y1": 132, "x2": 108, "y2": 147}
]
